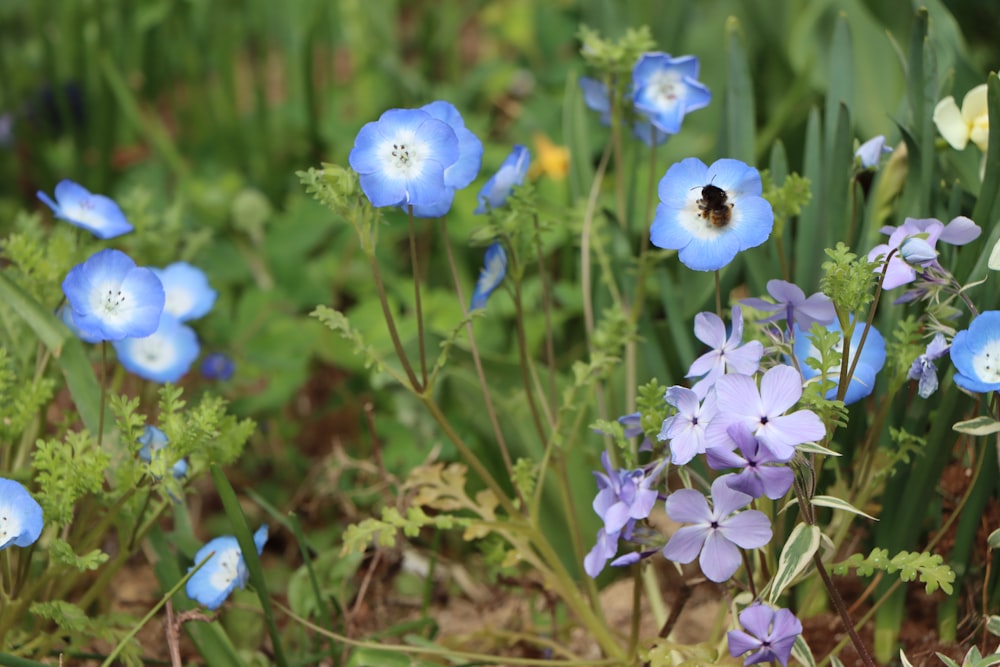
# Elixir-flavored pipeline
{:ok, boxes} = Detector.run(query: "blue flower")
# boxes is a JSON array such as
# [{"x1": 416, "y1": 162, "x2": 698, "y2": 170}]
[
  {"x1": 855, "y1": 135, "x2": 892, "y2": 169},
  {"x1": 348, "y1": 108, "x2": 459, "y2": 208},
  {"x1": 186, "y1": 525, "x2": 268, "y2": 610},
  {"x1": 475, "y1": 145, "x2": 531, "y2": 213},
  {"x1": 579, "y1": 76, "x2": 670, "y2": 147},
  {"x1": 631, "y1": 53, "x2": 711, "y2": 135},
  {"x1": 470, "y1": 242, "x2": 507, "y2": 311},
  {"x1": 728, "y1": 602, "x2": 802, "y2": 667},
  {"x1": 113, "y1": 313, "x2": 200, "y2": 383},
  {"x1": 138, "y1": 426, "x2": 188, "y2": 479},
  {"x1": 951, "y1": 311, "x2": 1000, "y2": 393},
  {"x1": 908, "y1": 333, "x2": 949, "y2": 398},
  {"x1": 201, "y1": 352, "x2": 235, "y2": 381},
  {"x1": 153, "y1": 262, "x2": 217, "y2": 322},
  {"x1": 62, "y1": 249, "x2": 165, "y2": 342},
  {"x1": 407, "y1": 101, "x2": 483, "y2": 218},
  {"x1": 0, "y1": 478, "x2": 43, "y2": 550},
  {"x1": 793, "y1": 318, "x2": 886, "y2": 405},
  {"x1": 650, "y1": 158, "x2": 774, "y2": 272},
  {"x1": 37, "y1": 180, "x2": 133, "y2": 239}
]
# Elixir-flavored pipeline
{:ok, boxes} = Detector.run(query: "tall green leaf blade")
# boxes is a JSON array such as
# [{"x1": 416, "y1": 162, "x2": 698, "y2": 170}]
[
  {"x1": 767, "y1": 522, "x2": 821, "y2": 604},
  {"x1": 723, "y1": 16, "x2": 755, "y2": 164}
]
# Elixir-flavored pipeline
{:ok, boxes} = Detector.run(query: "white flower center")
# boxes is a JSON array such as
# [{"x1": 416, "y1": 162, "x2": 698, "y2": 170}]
[
  {"x1": 380, "y1": 130, "x2": 427, "y2": 178},
  {"x1": 65, "y1": 197, "x2": 105, "y2": 229},
  {"x1": 130, "y1": 331, "x2": 179, "y2": 372},
  {"x1": 164, "y1": 289, "x2": 195, "y2": 318},
  {"x1": 971, "y1": 339, "x2": 1000, "y2": 383},
  {"x1": 89, "y1": 278, "x2": 129, "y2": 322},
  {"x1": 209, "y1": 548, "x2": 241, "y2": 590},
  {"x1": 648, "y1": 70, "x2": 683, "y2": 105},
  {"x1": 0, "y1": 502, "x2": 22, "y2": 549}
]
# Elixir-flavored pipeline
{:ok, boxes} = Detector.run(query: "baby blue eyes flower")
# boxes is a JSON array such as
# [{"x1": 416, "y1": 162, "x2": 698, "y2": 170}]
[
  {"x1": 661, "y1": 475, "x2": 772, "y2": 583},
  {"x1": 349, "y1": 108, "x2": 460, "y2": 208},
  {"x1": 37, "y1": 179, "x2": 133, "y2": 239},
  {"x1": 153, "y1": 262, "x2": 217, "y2": 322},
  {"x1": 137, "y1": 426, "x2": 188, "y2": 479},
  {"x1": 728, "y1": 602, "x2": 803, "y2": 667},
  {"x1": 651, "y1": 158, "x2": 774, "y2": 272},
  {"x1": 908, "y1": 333, "x2": 949, "y2": 398},
  {"x1": 186, "y1": 524, "x2": 268, "y2": 610},
  {"x1": 201, "y1": 352, "x2": 235, "y2": 381},
  {"x1": 631, "y1": 53, "x2": 711, "y2": 136},
  {"x1": 579, "y1": 76, "x2": 670, "y2": 146},
  {"x1": 407, "y1": 101, "x2": 483, "y2": 218},
  {"x1": 113, "y1": 313, "x2": 200, "y2": 383},
  {"x1": 950, "y1": 311, "x2": 1000, "y2": 393},
  {"x1": 475, "y1": 145, "x2": 530, "y2": 214},
  {"x1": 793, "y1": 318, "x2": 887, "y2": 405},
  {"x1": 470, "y1": 242, "x2": 507, "y2": 311},
  {"x1": 62, "y1": 248, "x2": 165, "y2": 342},
  {"x1": 0, "y1": 478, "x2": 44, "y2": 550},
  {"x1": 855, "y1": 135, "x2": 892, "y2": 169}
]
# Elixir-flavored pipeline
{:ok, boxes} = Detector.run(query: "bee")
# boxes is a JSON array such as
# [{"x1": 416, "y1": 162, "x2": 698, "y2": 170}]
[{"x1": 696, "y1": 184, "x2": 733, "y2": 228}]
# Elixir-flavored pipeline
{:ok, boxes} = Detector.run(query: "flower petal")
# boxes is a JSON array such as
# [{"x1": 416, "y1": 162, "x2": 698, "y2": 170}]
[
  {"x1": 720, "y1": 509, "x2": 772, "y2": 549},
  {"x1": 933, "y1": 96, "x2": 970, "y2": 150},
  {"x1": 662, "y1": 524, "x2": 709, "y2": 564},
  {"x1": 699, "y1": 530, "x2": 741, "y2": 581},
  {"x1": 664, "y1": 488, "x2": 713, "y2": 524}
]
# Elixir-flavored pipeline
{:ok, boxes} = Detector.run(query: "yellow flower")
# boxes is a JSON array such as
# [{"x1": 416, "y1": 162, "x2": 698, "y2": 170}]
[
  {"x1": 933, "y1": 83, "x2": 988, "y2": 152},
  {"x1": 530, "y1": 133, "x2": 569, "y2": 180}
]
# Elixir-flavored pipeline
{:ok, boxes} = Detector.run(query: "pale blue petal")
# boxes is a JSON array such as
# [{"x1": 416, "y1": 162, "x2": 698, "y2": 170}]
[
  {"x1": 662, "y1": 525, "x2": 710, "y2": 564},
  {"x1": 113, "y1": 313, "x2": 200, "y2": 383},
  {"x1": 720, "y1": 510, "x2": 773, "y2": 549},
  {"x1": 657, "y1": 158, "x2": 708, "y2": 208},
  {"x1": 470, "y1": 242, "x2": 507, "y2": 310},
  {"x1": 475, "y1": 145, "x2": 530, "y2": 213},
  {"x1": 677, "y1": 231, "x2": 743, "y2": 271},
  {"x1": 38, "y1": 179, "x2": 133, "y2": 239},
  {"x1": 707, "y1": 159, "x2": 762, "y2": 196},
  {"x1": 0, "y1": 478, "x2": 44, "y2": 549},
  {"x1": 153, "y1": 262, "x2": 217, "y2": 322},
  {"x1": 665, "y1": 488, "x2": 712, "y2": 524}
]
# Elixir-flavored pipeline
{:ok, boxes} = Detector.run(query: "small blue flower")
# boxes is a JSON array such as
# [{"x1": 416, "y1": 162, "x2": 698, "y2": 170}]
[
  {"x1": 908, "y1": 333, "x2": 949, "y2": 398},
  {"x1": 201, "y1": 352, "x2": 235, "y2": 381},
  {"x1": 138, "y1": 426, "x2": 188, "y2": 478},
  {"x1": 113, "y1": 313, "x2": 200, "y2": 383},
  {"x1": 579, "y1": 76, "x2": 670, "y2": 147},
  {"x1": 0, "y1": 478, "x2": 44, "y2": 550},
  {"x1": 57, "y1": 303, "x2": 101, "y2": 344},
  {"x1": 793, "y1": 318, "x2": 886, "y2": 405},
  {"x1": 186, "y1": 525, "x2": 268, "y2": 610},
  {"x1": 408, "y1": 101, "x2": 483, "y2": 218},
  {"x1": 899, "y1": 236, "x2": 938, "y2": 267},
  {"x1": 348, "y1": 108, "x2": 459, "y2": 208},
  {"x1": 62, "y1": 249, "x2": 165, "y2": 342},
  {"x1": 951, "y1": 311, "x2": 1000, "y2": 393},
  {"x1": 470, "y1": 242, "x2": 507, "y2": 311},
  {"x1": 631, "y1": 53, "x2": 711, "y2": 135},
  {"x1": 650, "y1": 158, "x2": 774, "y2": 272},
  {"x1": 37, "y1": 179, "x2": 133, "y2": 239},
  {"x1": 475, "y1": 145, "x2": 531, "y2": 213},
  {"x1": 153, "y1": 262, "x2": 217, "y2": 322},
  {"x1": 855, "y1": 135, "x2": 892, "y2": 169}
]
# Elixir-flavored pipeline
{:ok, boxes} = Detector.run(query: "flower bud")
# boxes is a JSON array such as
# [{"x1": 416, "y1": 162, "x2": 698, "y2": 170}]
[{"x1": 900, "y1": 236, "x2": 938, "y2": 266}]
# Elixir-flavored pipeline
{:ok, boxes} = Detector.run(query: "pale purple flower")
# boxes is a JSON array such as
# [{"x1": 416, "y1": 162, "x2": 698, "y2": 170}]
[
  {"x1": 662, "y1": 475, "x2": 772, "y2": 582},
  {"x1": 728, "y1": 602, "x2": 803, "y2": 667},
  {"x1": 584, "y1": 527, "x2": 621, "y2": 578},
  {"x1": 687, "y1": 306, "x2": 764, "y2": 398},
  {"x1": 706, "y1": 365, "x2": 825, "y2": 461},
  {"x1": 855, "y1": 135, "x2": 892, "y2": 169},
  {"x1": 740, "y1": 280, "x2": 835, "y2": 332},
  {"x1": 591, "y1": 451, "x2": 661, "y2": 534},
  {"x1": 908, "y1": 333, "x2": 949, "y2": 398},
  {"x1": 899, "y1": 236, "x2": 938, "y2": 266},
  {"x1": 706, "y1": 423, "x2": 794, "y2": 500},
  {"x1": 659, "y1": 386, "x2": 719, "y2": 465},
  {"x1": 867, "y1": 216, "x2": 981, "y2": 290}
]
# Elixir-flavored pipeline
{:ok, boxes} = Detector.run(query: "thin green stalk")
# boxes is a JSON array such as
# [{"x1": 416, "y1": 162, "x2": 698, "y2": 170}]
[
  {"x1": 437, "y1": 217, "x2": 516, "y2": 481},
  {"x1": 98, "y1": 341, "x2": 107, "y2": 448},
  {"x1": 532, "y1": 213, "x2": 558, "y2": 412},
  {"x1": 609, "y1": 75, "x2": 627, "y2": 229},
  {"x1": 714, "y1": 270, "x2": 723, "y2": 318},
  {"x1": 367, "y1": 253, "x2": 421, "y2": 392},
  {"x1": 839, "y1": 249, "x2": 895, "y2": 402},
  {"x1": 408, "y1": 207, "x2": 428, "y2": 389},
  {"x1": 513, "y1": 282, "x2": 550, "y2": 442}
]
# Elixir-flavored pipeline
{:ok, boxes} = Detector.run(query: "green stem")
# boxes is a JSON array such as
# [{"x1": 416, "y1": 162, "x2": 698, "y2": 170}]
[
  {"x1": 513, "y1": 282, "x2": 550, "y2": 442},
  {"x1": 532, "y1": 213, "x2": 558, "y2": 413},
  {"x1": 98, "y1": 341, "x2": 107, "y2": 448},
  {"x1": 367, "y1": 253, "x2": 421, "y2": 392},
  {"x1": 408, "y1": 207, "x2": 428, "y2": 389}
]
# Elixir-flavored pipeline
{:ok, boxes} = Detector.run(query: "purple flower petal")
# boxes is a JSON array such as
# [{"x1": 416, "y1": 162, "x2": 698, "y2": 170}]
[
  {"x1": 662, "y1": 524, "x2": 710, "y2": 563},
  {"x1": 699, "y1": 530, "x2": 742, "y2": 581},
  {"x1": 664, "y1": 488, "x2": 713, "y2": 524},
  {"x1": 720, "y1": 510, "x2": 773, "y2": 549},
  {"x1": 710, "y1": 475, "x2": 752, "y2": 516}
]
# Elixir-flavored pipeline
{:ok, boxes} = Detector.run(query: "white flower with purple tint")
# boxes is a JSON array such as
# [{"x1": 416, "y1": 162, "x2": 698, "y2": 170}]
[
  {"x1": 706, "y1": 423, "x2": 794, "y2": 500},
  {"x1": 740, "y1": 280, "x2": 835, "y2": 332},
  {"x1": 659, "y1": 385, "x2": 719, "y2": 465},
  {"x1": 855, "y1": 135, "x2": 892, "y2": 169},
  {"x1": 867, "y1": 216, "x2": 980, "y2": 290},
  {"x1": 907, "y1": 333, "x2": 949, "y2": 399},
  {"x1": 686, "y1": 306, "x2": 763, "y2": 398},
  {"x1": 706, "y1": 365, "x2": 825, "y2": 461},
  {"x1": 728, "y1": 602, "x2": 802, "y2": 667},
  {"x1": 662, "y1": 476, "x2": 772, "y2": 582}
]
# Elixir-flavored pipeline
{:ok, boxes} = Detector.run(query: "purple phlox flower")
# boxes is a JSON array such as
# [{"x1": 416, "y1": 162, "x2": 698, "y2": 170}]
[
  {"x1": 793, "y1": 317, "x2": 887, "y2": 405},
  {"x1": 408, "y1": 101, "x2": 483, "y2": 218},
  {"x1": 470, "y1": 242, "x2": 507, "y2": 310},
  {"x1": 907, "y1": 333, "x2": 949, "y2": 399},
  {"x1": 659, "y1": 385, "x2": 719, "y2": 465},
  {"x1": 0, "y1": 478, "x2": 44, "y2": 550},
  {"x1": 186, "y1": 525, "x2": 268, "y2": 610},
  {"x1": 686, "y1": 306, "x2": 764, "y2": 398},
  {"x1": 706, "y1": 423, "x2": 795, "y2": 500},
  {"x1": 602, "y1": 412, "x2": 654, "y2": 452},
  {"x1": 62, "y1": 248, "x2": 165, "y2": 342},
  {"x1": 867, "y1": 216, "x2": 981, "y2": 290},
  {"x1": 707, "y1": 365, "x2": 825, "y2": 461},
  {"x1": 578, "y1": 75, "x2": 670, "y2": 147},
  {"x1": 153, "y1": 262, "x2": 217, "y2": 322},
  {"x1": 631, "y1": 53, "x2": 711, "y2": 136},
  {"x1": 950, "y1": 311, "x2": 1000, "y2": 393},
  {"x1": 650, "y1": 158, "x2": 774, "y2": 272},
  {"x1": 661, "y1": 475, "x2": 772, "y2": 582},
  {"x1": 138, "y1": 425, "x2": 188, "y2": 479},
  {"x1": 740, "y1": 279, "x2": 835, "y2": 332},
  {"x1": 37, "y1": 179, "x2": 133, "y2": 239},
  {"x1": 113, "y1": 313, "x2": 200, "y2": 384},
  {"x1": 592, "y1": 451, "x2": 663, "y2": 535},
  {"x1": 584, "y1": 526, "x2": 621, "y2": 578},
  {"x1": 475, "y1": 145, "x2": 531, "y2": 213},
  {"x1": 728, "y1": 602, "x2": 803, "y2": 667},
  {"x1": 855, "y1": 135, "x2": 892, "y2": 169},
  {"x1": 201, "y1": 352, "x2": 235, "y2": 381},
  {"x1": 348, "y1": 108, "x2": 459, "y2": 208}
]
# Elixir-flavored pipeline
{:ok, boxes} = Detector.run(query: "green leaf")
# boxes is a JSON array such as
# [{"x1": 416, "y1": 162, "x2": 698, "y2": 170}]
[
  {"x1": 953, "y1": 416, "x2": 1000, "y2": 436},
  {"x1": 796, "y1": 441, "x2": 842, "y2": 457},
  {"x1": 723, "y1": 16, "x2": 755, "y2": 163},
  {"x1": 986, "y1": 616, "x2": 1000, "y2": 638},
  {"x1": 791, "y1": 634, "x2": 817, "y2": 667},
  {"x1": 811, "y1": 494, "x2": 878, "y2": 521},
  {"x1": 989, "y1": 529, "x2": 1000, "y2": 551},
  {"x1": 899, "y1": 649, "x2": 916, "y2": 667},
  {"x1": 768, "y1": 523, "x2": 821, "y2": 604}
]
